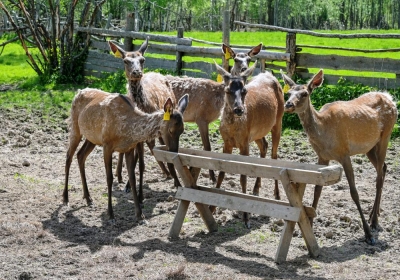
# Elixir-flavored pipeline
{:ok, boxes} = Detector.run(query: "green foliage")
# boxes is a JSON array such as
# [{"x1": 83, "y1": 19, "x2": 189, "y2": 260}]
[{"x1": 88, "y1": 70, "x2": 127, "y2": 94}]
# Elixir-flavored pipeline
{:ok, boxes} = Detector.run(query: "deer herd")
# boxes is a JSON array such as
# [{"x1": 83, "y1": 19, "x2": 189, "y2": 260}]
[{"x1": 63, "y1": 37, "x2": 397, "y2": 246}]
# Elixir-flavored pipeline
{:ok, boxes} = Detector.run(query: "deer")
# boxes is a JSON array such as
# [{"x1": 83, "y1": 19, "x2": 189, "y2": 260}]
[
  {"x1": 280, "y1": 69, "x2": 398, "y2": 245},
  {"x1": 108, "y1": 39, "x2": 180, "y2": 189},
  {"x1": 63, "y1": 88, "x2": 189, "y2": 223},
  {"x1": 212, "y1": 61, "x2": 285, "y2": 228},
  {"x1": 165, "y1": 43, "x2": 263, "y2": 183}
]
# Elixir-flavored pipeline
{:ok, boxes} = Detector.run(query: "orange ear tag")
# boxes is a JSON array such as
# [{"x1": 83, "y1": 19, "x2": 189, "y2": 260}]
[
  {"x1": 283, "y1": 84, "x2": 290, "y2": 94},
  {"x1": 114, "y1": 49, "x2": 122, "y2": 58},
  {"x1": 217, "y1": 74, "x2": 223, "y2": 83},
  {"x1": 163, "y1": 109, "x2": 170, "y2": 121}
]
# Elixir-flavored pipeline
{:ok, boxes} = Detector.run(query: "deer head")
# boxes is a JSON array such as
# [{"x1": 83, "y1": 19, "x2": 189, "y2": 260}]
[
  {"x1": 222, "y1": 43, "x2": 262, "y2": 75},
  {"x1": 214, "y1": 60, "x2": 257, "y2": 117},
  {"x1": 161, "y1": 94, "x2": 189, "y2": 152},
  {"x1": 280, "y1": 69, "x2": 324, "y2": 114},
  {"x1": 108, "y1": 37, "x2": 149, "y2": 80}
]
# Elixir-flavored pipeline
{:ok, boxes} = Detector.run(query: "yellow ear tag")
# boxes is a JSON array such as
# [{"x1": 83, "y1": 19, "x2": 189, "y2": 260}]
[
  {"x1": 163, "y1": 109, "x2": 170, "y2": 121},
  {"x1": 225, "y1": 51, "x2": 231, "y2": 60},
  {"x1": 217, "y1": 74, "x2": 223, "y2": 83},
  {"x1": 114, "y1": 49, "x2": 122, "y2": 58},
  {"x1": 283, "y1": 84, "x2": 290, "y2": 94}
]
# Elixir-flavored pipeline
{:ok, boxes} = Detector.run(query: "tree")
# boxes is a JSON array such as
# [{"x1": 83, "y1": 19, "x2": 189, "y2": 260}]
[{"x1": 0, "y1": 0, "x2": 105, "y2": 83}]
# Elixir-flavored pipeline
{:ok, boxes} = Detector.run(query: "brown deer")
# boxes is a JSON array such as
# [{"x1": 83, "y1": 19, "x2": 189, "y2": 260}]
[
  {"x1": 108, "y1": 39, "x2": 180, "y2": 189},
  {"x1": 165, "y1": 43, "x2": 262, "y2": 183},
  {"x1": 212, "y1": 61, "x2": 285, "y2": 228},
  {"x1": 63, "y1": 88, "x2": 189, "y2": 222},
  {"x1": 281, "y1": 69, "x2": 398, "y2": 245},
  {"x1": 222, "y1": 43, "x2": 262, "y2": 75}
]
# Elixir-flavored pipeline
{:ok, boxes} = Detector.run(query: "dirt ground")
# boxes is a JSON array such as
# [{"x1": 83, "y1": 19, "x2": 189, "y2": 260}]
[{"x1": 1, "y1": 104, "x2": 399, "y2": 280}]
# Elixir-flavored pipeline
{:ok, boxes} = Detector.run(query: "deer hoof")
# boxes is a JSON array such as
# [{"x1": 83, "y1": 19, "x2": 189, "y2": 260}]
[
  {"x1": 366, "y1": 236, "x2": 376, "y2": 246},
  {"x1": 139, "y1": 219, "x2": 148, "y2": 226}
]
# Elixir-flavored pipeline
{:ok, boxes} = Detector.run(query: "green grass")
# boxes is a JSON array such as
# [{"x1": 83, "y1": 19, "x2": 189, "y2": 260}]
[
  {"x1": 151, "y1": 30, "x2": 400, "y2": 79},
  {"x1": 0, "y1": 41, "x2": 40, "y2": 84}
]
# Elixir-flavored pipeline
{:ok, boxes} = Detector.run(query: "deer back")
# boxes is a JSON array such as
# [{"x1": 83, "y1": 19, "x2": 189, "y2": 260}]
[
  {"x1": 312, "y1": 92, "x2": 397, "y2": 158},
  {"x1": 166, "y1": 75, "x2": 225, "y2": 124},
  {"x1": 140, "y1": 72, "x2": 176, "y2": 113}
]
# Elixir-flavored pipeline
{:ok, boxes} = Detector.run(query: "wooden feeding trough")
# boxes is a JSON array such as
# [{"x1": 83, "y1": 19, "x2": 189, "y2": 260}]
[{"x1": 153, "y1": 146, "x2": 343, "y2": 263}]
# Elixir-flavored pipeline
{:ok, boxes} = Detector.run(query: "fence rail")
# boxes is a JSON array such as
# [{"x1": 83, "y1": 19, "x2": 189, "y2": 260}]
[{"x1": 80, "y1": 22, "x2": 400, "y2": 89}]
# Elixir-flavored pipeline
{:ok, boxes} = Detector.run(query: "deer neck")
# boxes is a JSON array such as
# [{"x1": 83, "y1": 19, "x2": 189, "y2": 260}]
[
  {"x1": 297, "y1": 99, "x2": 322, "y2": 139},
  {"x1": 126, "y1": 109, "x2": 164, "y2": 145},
  {"x1": 127, "y1": 79, "x2": 145, "y2": 104}
]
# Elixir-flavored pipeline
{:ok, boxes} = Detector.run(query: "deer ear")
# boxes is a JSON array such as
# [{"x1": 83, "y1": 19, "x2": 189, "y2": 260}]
[
  {"x1": 248, "y1": 43, "x2": 262, "y2": 57},
  {"x1": 280, "y1": 69, "x2": 296, "y2": 87},
  {"x1": 138, "y1": 37, "x2": 149, "y2": 55},
  {"x1": 214, "y1": 60, "x2": 231, "y2": 84},
  {"x1": 164, "y1": 97, "x2": 173, "y2": 113},
  {"x1": 177, "y1": 94, "x2": 189, "y2": 114},
  {"x1": 308, "y1": 69, "x2": 324, "y2": 91},
  {"x1": 109, "y1": 40, "x2": 126, "y2": 58},
  {"x1": 222, "y1": 44, "x2": 236, "y2": 59}
]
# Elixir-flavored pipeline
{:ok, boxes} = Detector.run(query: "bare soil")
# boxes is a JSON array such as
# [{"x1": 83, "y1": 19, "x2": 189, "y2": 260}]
[{"x1": 1, "y1": 105, "x2": 399, "y2": 280}]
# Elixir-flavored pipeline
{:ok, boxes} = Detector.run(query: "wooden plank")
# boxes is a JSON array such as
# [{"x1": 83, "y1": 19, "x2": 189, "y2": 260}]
[
  {"x1": 297, "y1": 53, "x2": 400, "y2": 73},
  {"x1": 175, "y1": 187, "x2": 301, "y2": 222},
  {"x1": 194, "y1": 185, "x2": 316, "y2": 218},
  {"x1": 297, "y1": 72, "x2": 400, "y2": 89},
  {"x1": 280, "y1": 170, "x2": 320, "y2": 258},
  {"x1": 153, "y1": 146, "x2": 343, "y2": 186},
  {"x1": 77, "y1": 26, "x2": 193, "y2": 45}
]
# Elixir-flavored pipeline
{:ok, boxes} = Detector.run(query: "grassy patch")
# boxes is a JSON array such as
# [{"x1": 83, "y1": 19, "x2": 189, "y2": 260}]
[{"x1": 0, "y1": 41, "x2": 39, "y2": 84}]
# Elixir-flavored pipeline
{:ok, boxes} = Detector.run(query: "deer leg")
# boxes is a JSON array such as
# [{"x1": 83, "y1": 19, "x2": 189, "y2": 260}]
[
  {"x1": 124, "y1": 142, "x2": 142, "y2": 194},
  {"x1": 341, "y1": 156, "x2": 375, "y2": 245},
  {"x1": 103, "y1": 145, "x2": 115, "y2": 221},
  {"x1": 125, "y1": 149, "x2": 144, "y2": 222},
  {"x1": 167, "y1": 162, "x2": 181, "y2": 187},
  {"x1": 366, "y1": 140, "x2": 389, "y2": 230},
  {"x1": 310, "y1": 158, "x2": 330, "y2": 226},
  {"x1": 63, "y1": 135, "x2": 81, "y2": 206},
  {"x1": 77, "y1": 140, "x2": 96, "y2": 206},
  {"x1": 137, "y1": 142, "x2": 145, "y2": 205},
  {"x1": 254, "y1": 138, "x2": 268, "y2": 196},
  {"x1": 271, "y1": 124, "x2": 282, "y2": 200},
  {"x1": 239, "y1": 146, "x2": 251, "y2": 228},
  {"x1": 116, "y1": 153, "x2": 124, "y2": 183},
  {"x1": 147, "y1": 138, "x2": 172, "y2": 179},
  {"x1": 198, "y1": 120, "x2": 216, "y2": 183}
]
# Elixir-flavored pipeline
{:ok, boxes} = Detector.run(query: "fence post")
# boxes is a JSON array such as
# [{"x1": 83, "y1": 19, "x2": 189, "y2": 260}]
[
  {"x1": 176, "y1": 27, "x2": 184, "y2": 76},
  {"x1": 222, "y1": 10, "x2": 230, "y2": 72},
  {"x1": 124, "y1": 12, "x2": 135, "y2": 51},
  {"x1": 286, "y1": 32, "x2": 296, "y2": 77}
]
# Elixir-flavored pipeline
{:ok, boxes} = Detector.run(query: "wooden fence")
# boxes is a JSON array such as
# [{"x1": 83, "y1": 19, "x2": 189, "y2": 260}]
[{"x1": 79, "y1": 22, "x2": 400, "y2": 89}]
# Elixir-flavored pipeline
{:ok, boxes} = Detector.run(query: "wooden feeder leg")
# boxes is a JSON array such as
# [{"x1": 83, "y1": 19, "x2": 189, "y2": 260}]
[
  {"x1": 280, "y1": 169, "x2": 320, "y2": 258},
  {"x1": 169, "y1": 200, "x2": 190, "y2": 239},
  {"x1": 275, "y1": 182, "x2": 307, "y2": 263},
  {"x1": 275, "y1": 220, "x2": 296, "y2": 263},
  {"x1": 170, "y1": 156, "x2": 218, "y2": 235}
]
